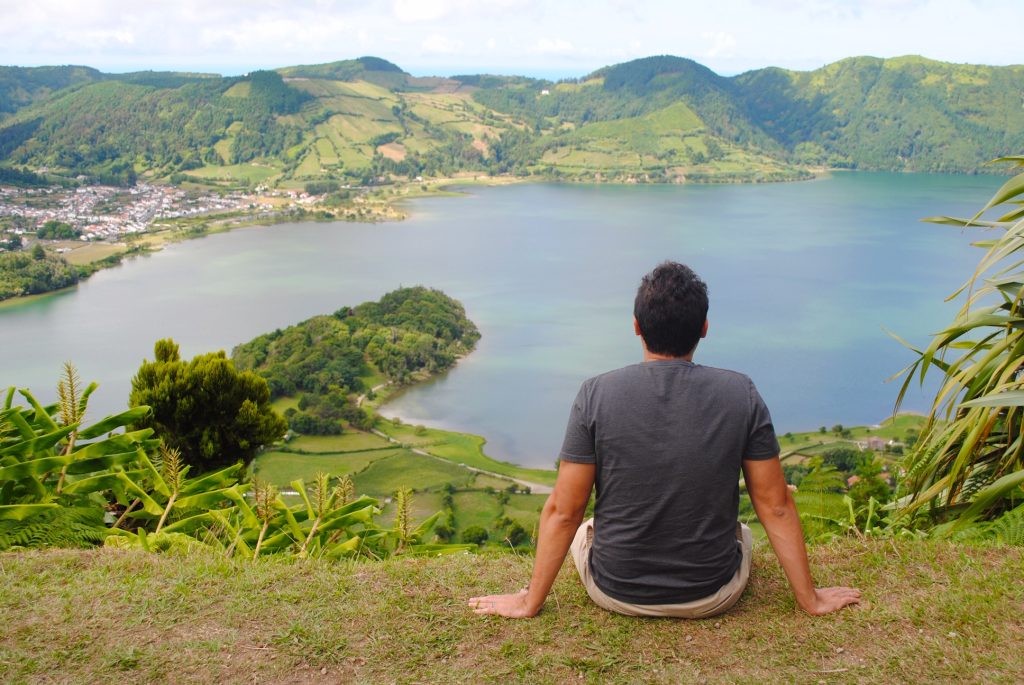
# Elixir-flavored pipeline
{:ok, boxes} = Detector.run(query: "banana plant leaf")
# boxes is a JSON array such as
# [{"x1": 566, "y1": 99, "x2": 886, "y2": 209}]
[
  {"x1": 0, "y1": 454, "x2": 71, "y2": 480},
  {"x1": 323, "y1": 535, "x2": 363, "y2": 559},
  {"x1": 0, "y1": 425, "x2": 74, "y2": 458},
  {"x1": 18, "y1": 389, "x2": 59, "y2": 431},
  {"x1": 174, "y1": 483, "x2": 251, "y2": 512},
  {"x1": 179, "y1": 463, "x2": 243, "y2": 495},
  {"x1": 64, "y1": 449, "x2": 144, "y2": 476},
  {"x1": 0, "y1": 503, "x2": 59, "y2": 521},
  {"x1": 78, "y1": 407, "x2": 152, "y2": 440},
  {"x1": 62, "y1": 468, "x2": 151, "y2": 496},
  {"x1": 411, "y1": 511, "x2": 442, "y2": 539}
]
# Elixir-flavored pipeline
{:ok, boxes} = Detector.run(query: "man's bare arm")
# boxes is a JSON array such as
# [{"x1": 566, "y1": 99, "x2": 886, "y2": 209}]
[
  {"x1": 468, "y1": 460, "x2": 595, "y2": 618},
  {"x1": 742, "y1": 457, "x2": 861, "y2": 615}
]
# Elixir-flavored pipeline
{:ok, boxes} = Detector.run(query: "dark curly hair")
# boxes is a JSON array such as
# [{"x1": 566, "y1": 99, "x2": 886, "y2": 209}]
[{"x1": 633, "y1": 261, "x2": 708, "y2": 357}]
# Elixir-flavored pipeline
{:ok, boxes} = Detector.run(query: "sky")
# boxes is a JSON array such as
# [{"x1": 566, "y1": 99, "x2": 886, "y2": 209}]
[{"x1": 0, "y1": 0, "x2": 1020, "y2": 79}]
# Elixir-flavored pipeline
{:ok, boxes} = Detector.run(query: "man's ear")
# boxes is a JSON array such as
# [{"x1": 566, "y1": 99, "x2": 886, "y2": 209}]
[
  {"x1": 634, "y1": 318, "x2": 642, "y2": 336},
  {"x1": 701, "y1": 319, "x2": 709, "y2": 338}
]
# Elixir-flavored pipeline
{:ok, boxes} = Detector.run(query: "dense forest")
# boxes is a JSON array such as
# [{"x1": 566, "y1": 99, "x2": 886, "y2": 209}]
[
  {"x1": 0, "y1": 54, "x2": 1022, "y2": 187},
  {"x1": 232, "y1": 287, "x2": 480, "y2": 435},
  {"x1": 0, "y1": 246, "x2": 79, "y2": 299}
]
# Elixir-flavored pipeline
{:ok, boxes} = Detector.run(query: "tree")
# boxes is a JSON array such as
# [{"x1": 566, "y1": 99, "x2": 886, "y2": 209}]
[
  {"x1": 848, "y1": 458, "x2": 892, "y2": 509},
  {"x1": 821, "y1": 446, "x2": 865, "y2": 474},
  {"x1": 782, "y1": 463, "x2": 810, "y2": 487},
  {"x1": 800, "y1": 458, "x2": 846, "y2": 494},
  {"x1": 460, "y1": 525, "x2": 489, "y2": 545},
  {"x1": 503, "y1": 520, "x2": 530, "y2": 547},
  {"x1": 129, "y1": 339, "x2": 287, "y2": 471}
]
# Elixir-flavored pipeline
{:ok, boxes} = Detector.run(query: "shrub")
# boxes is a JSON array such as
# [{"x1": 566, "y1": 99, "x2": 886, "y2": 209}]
[{"x1": 461, "y1": 525, "x2": 488, "y2": 545}]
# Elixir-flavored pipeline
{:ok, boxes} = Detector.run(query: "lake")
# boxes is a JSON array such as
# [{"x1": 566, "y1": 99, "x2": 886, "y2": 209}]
[{"x1": 0, "y1": 172, "x2": 1003, "y2": 468}]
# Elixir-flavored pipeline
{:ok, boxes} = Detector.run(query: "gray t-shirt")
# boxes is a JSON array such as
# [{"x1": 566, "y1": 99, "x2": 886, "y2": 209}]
[{"x1": 559, "y1": 360, "x2": 779, "y2": 604}]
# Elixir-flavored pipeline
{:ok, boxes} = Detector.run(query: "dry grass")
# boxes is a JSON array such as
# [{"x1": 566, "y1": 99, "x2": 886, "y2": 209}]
[{"x1": 0, "y1": 539, "x2": 1020, "y2": 684}]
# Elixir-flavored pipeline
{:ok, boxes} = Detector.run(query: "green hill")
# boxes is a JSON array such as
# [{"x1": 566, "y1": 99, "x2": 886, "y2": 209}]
[
  {"x1": 1, "y1": 54, "x2": 1023, "y2": 187},
  {"x1": 734, "y1": 55, "x2": 1024, "y2": 171},
  {"x1": 0, "y1": 65, "x2": 102, "y2": 119}
]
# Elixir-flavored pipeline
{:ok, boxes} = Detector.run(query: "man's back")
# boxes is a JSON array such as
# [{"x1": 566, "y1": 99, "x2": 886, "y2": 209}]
[
  {"x1": 468, "y1": 261, "x2": 859, "y2": 620},
  {"x1": 559, "y1": 360, "x2": 778, "y2": 604}
]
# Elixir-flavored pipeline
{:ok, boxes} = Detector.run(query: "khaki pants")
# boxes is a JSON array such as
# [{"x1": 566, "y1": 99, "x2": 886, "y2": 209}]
[{"x1": 569, "y1": 518, "x2": 753, "y2": 618}]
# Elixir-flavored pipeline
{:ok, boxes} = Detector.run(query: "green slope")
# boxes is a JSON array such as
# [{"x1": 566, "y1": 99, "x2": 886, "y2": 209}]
[{"x1": 1, "y1": 53, "x2": 1023, "y2": 186}]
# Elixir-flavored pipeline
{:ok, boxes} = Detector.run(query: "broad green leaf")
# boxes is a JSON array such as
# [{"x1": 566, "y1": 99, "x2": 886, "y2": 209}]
[
  {"x1": 0, "y1": 503, "x2": 59, "y2": 521},
  {"x1": 0, "y1": 454, "x2": 70, "y2": 480},
  {"x1": 65, "y1": 449, "x2": 142, "y2": 475},
  {"x1": 78, "y1": 406, "x2": 152, "y2": 439},
  {"x1": 0, "y1": 424, "x2": 75, "y2": 458},
  {"x1": 960, "y1": 390, "x2": 1024, "y2": 408},
  {"x1": 976, "y1": 171, "x2": 1024, "y2": 217},
  {"x1": 174, "y1": 484, "x2": 251, "y2": 511},
  {"x1": 411, "y1": 511, "x2": 442, "y2": 538},
  {"x1": 18, "y1": 389, "x2": 59, "y2": 431},
  {"x1": 936, "y1": 469, "x2": 1024, "y2": 535},
  {"x1": 179, "y1": 463, "x2": 242, "y2": 495},
  {"x1": 62, "y1": 468, "x2": 150, "y2": 495}
]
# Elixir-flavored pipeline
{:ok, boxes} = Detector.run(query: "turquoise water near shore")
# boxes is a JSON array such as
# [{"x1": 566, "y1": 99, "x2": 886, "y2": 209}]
[{"x1": 0, "y1": 172, "x2": 1003, "y2": 467}]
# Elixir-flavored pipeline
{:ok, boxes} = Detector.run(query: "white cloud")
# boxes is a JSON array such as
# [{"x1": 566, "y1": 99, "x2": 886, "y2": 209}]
[
  {"x1": 702, "y1": 31, "x2": 737, "y2": 59},
  {"x1": 393, "y1": 0, "x2": 454, "y2": 23},
  {"x1": 531, "y1": 37, "x2": 574, "y2": 55},
  {"x1": 0, "y1": 0, "x2": 1020, "y2": 77},
  {"x1": 422, "y1": 34, "x2": 464, "y2": 54}
]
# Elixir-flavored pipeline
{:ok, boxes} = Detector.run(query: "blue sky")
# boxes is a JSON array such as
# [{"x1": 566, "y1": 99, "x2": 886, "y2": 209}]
[{"x1": 1, "y1": 0, "x2": 1020, "y2": 77}]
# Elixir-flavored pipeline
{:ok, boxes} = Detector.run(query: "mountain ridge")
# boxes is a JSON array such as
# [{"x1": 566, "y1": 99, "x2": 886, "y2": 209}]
[{"x1": 1, "y1": 53, "x2": 1022, "y2": 187}]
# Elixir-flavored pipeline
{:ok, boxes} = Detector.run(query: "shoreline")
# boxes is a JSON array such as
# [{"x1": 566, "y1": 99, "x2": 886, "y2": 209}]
[{"x1": 0, "y1": 167, "x2": 834, "y2": 307}]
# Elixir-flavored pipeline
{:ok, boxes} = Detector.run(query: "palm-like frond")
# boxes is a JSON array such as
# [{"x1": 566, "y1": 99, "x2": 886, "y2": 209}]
[{"x1": 894, "y1": 160, "x2": 1024, "y2": 526}]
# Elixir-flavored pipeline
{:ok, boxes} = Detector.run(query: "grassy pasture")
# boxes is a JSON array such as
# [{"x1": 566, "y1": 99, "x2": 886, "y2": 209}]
[
  {"x1": 252, "y1": 448, "x2": 403, "y2": 488},
  {"x1": 2, "y1": 540, "x2": 1019, "y2": 683},
  {"x1": 375, "y1": 423, "x2": 557, "y2": 487},
  {"x1": 353, "y1": 451, "x2": 475, "y2": 496},
  {"x1": 286, "y1": 431, "x2": 392, "y2": 453},
  {"x1": 452, "y1": 491, "x2": 503, "y2": 536},
  {"x1": 187, "y1": 164, "x2": 280, "y2": 183},
  {"x1": 58, "y1": 242, "x2": 123, "y2": 265},
  {"x1": 315, "y1": 137, "x2": 339, "y2": 165}
]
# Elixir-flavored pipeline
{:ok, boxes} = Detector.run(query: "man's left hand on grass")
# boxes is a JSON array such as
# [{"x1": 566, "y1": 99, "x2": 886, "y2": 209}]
[{"x1": 468, "y1": 589, "x2": 538, "y2": 618}]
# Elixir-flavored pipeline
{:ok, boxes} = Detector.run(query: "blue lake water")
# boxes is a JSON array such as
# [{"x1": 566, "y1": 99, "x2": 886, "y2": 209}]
[{"x1": 0, "y1": 172, "x2": 1004, "y2": 468}]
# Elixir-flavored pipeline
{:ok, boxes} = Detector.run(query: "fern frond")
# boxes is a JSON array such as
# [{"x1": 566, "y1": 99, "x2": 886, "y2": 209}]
[
  {"x1": 0, "y1": 506, "x2": 107, "y2": 551},
  {"x1": 990, "y1": 502, "x2": 1024, "y2": 545}
]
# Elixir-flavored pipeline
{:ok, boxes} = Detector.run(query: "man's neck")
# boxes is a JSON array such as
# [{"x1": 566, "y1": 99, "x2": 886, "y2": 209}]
[{"x1": 642, "y1": 350, "x2": 695, "y2": 363}]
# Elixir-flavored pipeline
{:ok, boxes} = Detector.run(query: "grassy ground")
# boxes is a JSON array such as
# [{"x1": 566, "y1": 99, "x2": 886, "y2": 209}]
[
  {"x1": 286, "y1": 432, "x2": 392, "y2": 453},
  {"x1": 353, "y1": 452, "x2": 474, "y2": 496},
  {"x1": 779, "y1": 414, "x2": 925, "y2": 463},
  {"x1": 1, "y1": 540, "x2": 1019, "y2": 684},
  {"x1": 375, "y1": 422, "x2": 558, "y2": 488},
  {"x1": 252, "y1": 448, "x2": 403, "y2": 487}
]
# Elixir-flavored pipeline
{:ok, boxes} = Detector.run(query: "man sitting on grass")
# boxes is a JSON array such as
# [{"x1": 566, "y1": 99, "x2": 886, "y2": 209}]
[{"x1": 469, "y1": 261, "x2": 861, "y2": 618}]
